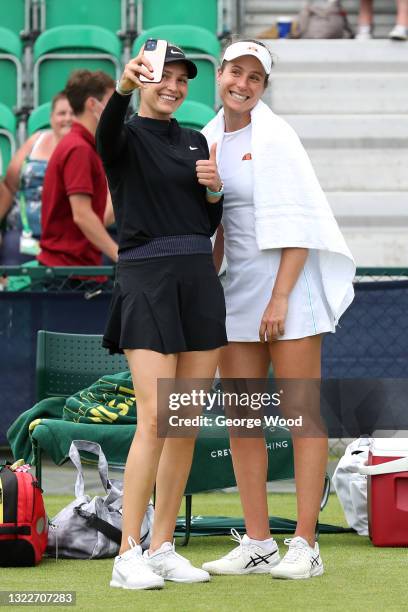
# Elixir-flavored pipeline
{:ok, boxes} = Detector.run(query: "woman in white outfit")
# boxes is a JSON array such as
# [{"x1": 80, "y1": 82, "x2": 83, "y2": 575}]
[{"x1": 202, "y1": 40, "x2": 355, "y2": 580}]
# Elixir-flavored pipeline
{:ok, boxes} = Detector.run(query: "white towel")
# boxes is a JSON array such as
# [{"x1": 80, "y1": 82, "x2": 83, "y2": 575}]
[{"x1": 202, "y1": 99, "x2": 356, "y2": 324}]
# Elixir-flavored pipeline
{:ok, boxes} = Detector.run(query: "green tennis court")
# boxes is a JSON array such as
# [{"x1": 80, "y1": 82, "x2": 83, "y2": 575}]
[{"x1": 2, "y1": 492, "x2": 406, "y2": 612}]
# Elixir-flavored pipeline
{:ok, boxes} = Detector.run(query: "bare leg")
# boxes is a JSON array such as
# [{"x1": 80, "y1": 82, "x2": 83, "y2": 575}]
[
  {"x1": 152, "y1": 348, "x2": 220, "y2": 550},
  {"x1": 269, "y1": 335, "x2": 328, "y2": 548},
  {"x1": 119, "y1": 349, "x2": 177, "y2": 554},
  {"x1": 219, "y1": 342, "x2": 271, "y2": 540},
  {"x1": 358, "y1": 0, "x2": 374, "y2": 25},
  {"x1": 396, "y1": 0, "x2": 408, "y2": 26}
]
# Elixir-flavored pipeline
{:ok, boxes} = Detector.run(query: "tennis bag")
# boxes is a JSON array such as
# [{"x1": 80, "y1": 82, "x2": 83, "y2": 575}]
[
  {"x1": 332, "y1": 438, "x2": 370, "y2": 536},
  {"x1": 47, "y1": 440, "x2": 154, "y2": 559},
  {"x1": 0, "y1": 462, "x2": 48, "y2": 566}
]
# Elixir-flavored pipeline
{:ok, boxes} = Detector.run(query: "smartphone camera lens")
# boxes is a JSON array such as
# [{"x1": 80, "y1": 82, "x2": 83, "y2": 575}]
[{"x1": 145, "y1": 39, "x2": 157, "y2": 50}]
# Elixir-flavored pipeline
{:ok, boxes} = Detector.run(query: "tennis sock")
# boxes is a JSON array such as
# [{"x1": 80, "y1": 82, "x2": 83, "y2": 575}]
[{"x1": 247, "y1": 536, "x2": 277, "y2": 552}]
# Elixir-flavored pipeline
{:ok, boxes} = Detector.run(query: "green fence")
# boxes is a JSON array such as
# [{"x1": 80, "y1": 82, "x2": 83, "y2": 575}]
[{"x1": 0, "y1": 265, "x2": 116, "y2": 292}]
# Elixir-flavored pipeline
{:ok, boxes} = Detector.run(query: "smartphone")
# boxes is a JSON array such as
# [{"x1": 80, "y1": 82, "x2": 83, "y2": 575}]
[{"x1": 139, "y1": 39, "x2": 168, "y2": 83}]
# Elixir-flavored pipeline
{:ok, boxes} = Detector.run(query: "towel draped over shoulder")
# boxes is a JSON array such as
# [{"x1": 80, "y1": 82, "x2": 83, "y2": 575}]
[{"x1": 202, "y1": 99, "x2": 356, "y2": 324}]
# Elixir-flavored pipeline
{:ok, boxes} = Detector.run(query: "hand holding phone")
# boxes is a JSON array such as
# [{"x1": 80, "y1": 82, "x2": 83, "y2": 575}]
[
  {"x1": 117, "y1": 39, "x2": 167, "y2": 93},
  {"x1": 139, "y1": 39, "x2": 167, "y2": 83}
]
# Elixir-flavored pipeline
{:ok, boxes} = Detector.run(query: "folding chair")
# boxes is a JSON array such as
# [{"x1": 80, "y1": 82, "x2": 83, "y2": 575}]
[
  {"x1": 0, "y1": 0, "x2": 31, "y2": 38},
  {"x1": 33, "y1": 25, "x2": 122, "y2": 105},
  {"x1": 136, "y1": 0, "x2": 220, "y2": 36},
  {"x1": 0, "y1": 27, "x2": 23, "y2": 110},
  {"x1": 0, "y1": 103, "x2": 17, "y2": 174},
  {"x1": 174, "y1": 100, "x2": 216, "y2": 131},
  {"x1": 38, "y1": 0, "x2": 127, "y2": 37},
  {"x1": 27, "y1": 101, "x2": 51, "y2": 135}
]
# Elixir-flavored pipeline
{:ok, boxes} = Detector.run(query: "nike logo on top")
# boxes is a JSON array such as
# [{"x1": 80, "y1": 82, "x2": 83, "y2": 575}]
[
  {"x1": 189, "y1": 146, "x2": 198, "y2": 150},
  {"x1": 170, "y1": 49, "x2": 183, "y2": 55}
]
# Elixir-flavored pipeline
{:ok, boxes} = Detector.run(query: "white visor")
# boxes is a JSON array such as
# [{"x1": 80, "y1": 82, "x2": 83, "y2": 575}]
[{"x1": 222, "y1": 41, "x2": 272, "y2": 75}]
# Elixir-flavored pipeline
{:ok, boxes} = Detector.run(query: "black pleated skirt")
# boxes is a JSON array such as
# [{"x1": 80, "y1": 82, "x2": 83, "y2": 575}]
[{"x1": 103, "y1": 254, "x2": 227, "y2": 355}]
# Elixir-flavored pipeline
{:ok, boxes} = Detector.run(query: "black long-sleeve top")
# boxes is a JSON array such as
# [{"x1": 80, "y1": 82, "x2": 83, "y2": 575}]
[{"x1": 96, "y1": 92, "x2": 223, "y2": 252}]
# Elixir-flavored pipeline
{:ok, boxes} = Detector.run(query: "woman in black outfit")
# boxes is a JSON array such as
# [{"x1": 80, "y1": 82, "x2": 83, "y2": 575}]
[{"x1": 96, "y1": 43, "x2": 226, "y2": 590}]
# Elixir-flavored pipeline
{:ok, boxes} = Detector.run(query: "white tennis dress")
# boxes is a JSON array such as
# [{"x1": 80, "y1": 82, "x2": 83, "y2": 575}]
[{"x1": 218, "y1": 123, "x2": 335, "y2": 342}]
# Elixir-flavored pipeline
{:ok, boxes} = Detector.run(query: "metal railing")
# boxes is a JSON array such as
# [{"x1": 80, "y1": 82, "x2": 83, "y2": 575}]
[{"x1": 0, "y1": 265, "x2": 115, "y2": 292}]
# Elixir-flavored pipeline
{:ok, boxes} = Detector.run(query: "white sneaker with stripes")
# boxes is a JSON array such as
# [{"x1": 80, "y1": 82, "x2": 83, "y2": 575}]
[
  {"x1": 144, "y1": 541, "x2": 210, "y2": 583},
  {"x1": 202, "y1": 529, "x2": 280, "y2": 575},
  {"x1": 110, "y1": 536, "x2": 164, "y2": 590},
  {"x1": 389, "y1": 24, "x2": 408, "y2": 41},
  {"x1": 270, "y1": 536, "x2": 324, "y2": 580}
]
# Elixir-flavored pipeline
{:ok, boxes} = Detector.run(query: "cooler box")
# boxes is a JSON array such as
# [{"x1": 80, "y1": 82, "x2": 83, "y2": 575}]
[{"x1": 359, "y1": 438, "x2": 408, "y2": 547}]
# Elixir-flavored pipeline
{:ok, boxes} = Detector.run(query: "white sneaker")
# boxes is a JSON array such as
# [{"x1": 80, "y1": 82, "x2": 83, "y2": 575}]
[
  {"x1": 144, "y1": 541, "x2": 210, "y2": 583},
  {"x1": 270, "y1": 536, "x2": 324, "y2": 580},
  {"x1": 355, "y1": 25, "x2": 373, "y2": 40},
  {"x1": 110, "y1": 536, "x2": 165, "y2": 590},
  {"x1": 202, "y1": 529, "x2": 280, "y2": 575},
  {"x1": 389, "y1": 24, "x2": 408, "y2": 41}
]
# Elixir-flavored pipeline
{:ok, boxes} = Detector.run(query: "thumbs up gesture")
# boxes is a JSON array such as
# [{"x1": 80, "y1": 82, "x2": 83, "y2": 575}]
[{"x1": 196, "y1": 142, "x2": 222, "y2": 196}]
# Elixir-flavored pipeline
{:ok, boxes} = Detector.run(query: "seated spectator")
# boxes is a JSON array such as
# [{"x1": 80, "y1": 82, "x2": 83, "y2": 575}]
[
  {"x1": 0, "y1": 93, "x2": 73, "y2": 264},
  {"x1": 357, "y1": 0, "x2": 408, "y2": 40},
  {"x1": 38, "y1": 70, "x2": 118, "y2": 267}
]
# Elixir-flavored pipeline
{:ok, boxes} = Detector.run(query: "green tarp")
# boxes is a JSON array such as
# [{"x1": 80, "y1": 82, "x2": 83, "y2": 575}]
[{"x1": 174, "y1": 515, "x2": 353, "y2": 536}]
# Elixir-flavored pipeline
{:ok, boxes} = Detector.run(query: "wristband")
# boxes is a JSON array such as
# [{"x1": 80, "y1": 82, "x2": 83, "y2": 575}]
[
  {"x1": 206, "y1": 182, "x2": 224, "y2": 197},
  {"x1": 115, "y1": 80, "x2": 134, "y2": 96}
]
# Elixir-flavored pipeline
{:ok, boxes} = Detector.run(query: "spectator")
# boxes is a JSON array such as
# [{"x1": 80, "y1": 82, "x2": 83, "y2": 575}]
[
  {"x1": 356, "y1": 0, "x2": 408, "y2": 40},
  {"x1": 38, "y1": 70, "x2": 118, "y2": 267},
  {"x1": 0, "y1": 93, "x2": 73, "y2": 264}
]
